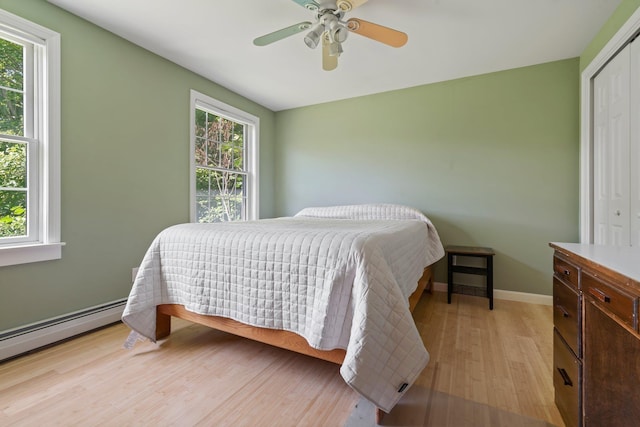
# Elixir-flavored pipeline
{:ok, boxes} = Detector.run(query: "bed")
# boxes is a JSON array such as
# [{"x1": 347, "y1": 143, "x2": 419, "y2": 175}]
[{"x1": 122, "y1": 204, "x2": 444, "y2": 417}]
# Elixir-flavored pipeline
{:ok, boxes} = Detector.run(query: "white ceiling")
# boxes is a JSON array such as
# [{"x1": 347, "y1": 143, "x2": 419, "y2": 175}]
[{"x1": 47, "y1": 0, "x2": 621, "y2": 111}]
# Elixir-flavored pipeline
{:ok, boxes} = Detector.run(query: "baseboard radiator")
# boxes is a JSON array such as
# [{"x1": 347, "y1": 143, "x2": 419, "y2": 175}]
[{"x1": 0, "y1": 299, "x2": 127, "y2": 362}]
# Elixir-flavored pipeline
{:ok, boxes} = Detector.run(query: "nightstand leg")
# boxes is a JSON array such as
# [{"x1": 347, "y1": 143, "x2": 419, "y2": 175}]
[
  {"x1": 487, "y1": 255, "x2": 494, "y2": 310},
  {"x1": 447, "y1": 252, "x2": 453, "y2": 304}
]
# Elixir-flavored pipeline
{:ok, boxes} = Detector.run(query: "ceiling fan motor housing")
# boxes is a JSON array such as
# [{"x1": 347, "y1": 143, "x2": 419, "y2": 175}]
[
  {"x1": 323, "y1": 12, "x2": 349, "y2": 43},
  {"x1": 305, "y1": 8, "x2": 348, "y2": 49}
]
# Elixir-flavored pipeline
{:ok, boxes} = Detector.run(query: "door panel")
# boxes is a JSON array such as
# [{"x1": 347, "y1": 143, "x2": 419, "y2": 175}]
[{"x1": 593, "y1": 44, "x2": 630, "y2": 245}]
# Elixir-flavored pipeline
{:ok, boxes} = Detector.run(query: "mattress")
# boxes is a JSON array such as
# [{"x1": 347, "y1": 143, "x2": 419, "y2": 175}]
[{"x1": 122, "y1": 204, "x2": 444, "y2": 412}]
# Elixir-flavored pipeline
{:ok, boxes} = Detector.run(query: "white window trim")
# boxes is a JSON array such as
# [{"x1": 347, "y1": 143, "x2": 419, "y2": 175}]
[
  {"x1": 0, "y1": 10, "x2": 63, "y2": 267},
  {"x1": 189, "y1": 90, "x2": 259, "y2": 222}
]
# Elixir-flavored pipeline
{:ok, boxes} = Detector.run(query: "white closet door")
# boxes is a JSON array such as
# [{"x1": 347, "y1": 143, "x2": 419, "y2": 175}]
[
  {"x1": 593, "y1": 45, "x2": 630, "y2": 246},
  {"x1": 631, "y1": 40, "x2": 640, "y2": 247}
]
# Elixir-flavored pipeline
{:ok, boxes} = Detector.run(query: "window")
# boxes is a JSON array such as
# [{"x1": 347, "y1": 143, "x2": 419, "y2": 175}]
[
  {"x1": 190, "y1": 90, "x2": 259, "y2": 222},
  {"x1": 0, "y1": 10, "x2": 61, "y2": 267}
]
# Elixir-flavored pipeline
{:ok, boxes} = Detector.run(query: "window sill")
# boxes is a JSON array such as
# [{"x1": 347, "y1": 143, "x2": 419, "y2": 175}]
[{"x1": 0, "y1": 242, "x2": 65, "y2": 267}]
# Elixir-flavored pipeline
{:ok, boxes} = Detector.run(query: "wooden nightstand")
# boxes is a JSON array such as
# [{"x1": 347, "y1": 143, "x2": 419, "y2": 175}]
[{"x1": 446, "y1": 245, "x2": 495, "y2": 310}]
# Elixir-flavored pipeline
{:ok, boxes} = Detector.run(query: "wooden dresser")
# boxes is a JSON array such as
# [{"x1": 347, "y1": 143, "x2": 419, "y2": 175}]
[{"x1": 550, "y1": 243, "x2": 640, "y2": 427}]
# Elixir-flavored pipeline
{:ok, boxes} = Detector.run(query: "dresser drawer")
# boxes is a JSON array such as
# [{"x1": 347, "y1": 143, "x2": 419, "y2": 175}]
[
  {"x1": 554, "y1": 329, "x2": 581, "y2": 427},
  {"x1": 583, "y1": 272, "x2": 638, "y2": 331},
  {"x1": 553, "y1": 277, "x2": 580, "y2": 357},
  {"x1": 554, "y1": 254, "x2": 579, "y2": 290}
]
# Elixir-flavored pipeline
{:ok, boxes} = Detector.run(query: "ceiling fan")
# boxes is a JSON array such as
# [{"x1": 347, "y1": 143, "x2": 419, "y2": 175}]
[{"x1": 253, "y1": 0, "x2": 408, "y2": 71}]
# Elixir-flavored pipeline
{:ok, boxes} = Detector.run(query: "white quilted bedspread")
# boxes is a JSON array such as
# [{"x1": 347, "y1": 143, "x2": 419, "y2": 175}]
[{"x1": 122, "y1": 204, "x2": 444, "y2": 413}]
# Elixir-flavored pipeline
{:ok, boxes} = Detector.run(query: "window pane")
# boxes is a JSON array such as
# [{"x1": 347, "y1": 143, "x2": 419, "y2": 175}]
[
  {"x1": 0, "y1": 141, "x2": 27, "y2": 188},
  {"x1": 0, "y1": 38, "x2": 23, "y2": 90},
  {"x1": 206, "y1": 115, "x2": 224, "y2": 168},
  {"x1": 206, "y1": 138, "x2": 221, "y2": 169},
  {"x1": 232, "y1": 122, "x2": 244, "y2": 170},
  {"x1": 195, "y1": 136, "x2": 207, "y2": 166},
  {"x1": 195, "y1": 167, "x2": 245, "y2": 223},
  {"x1": 0, "y1": 37, "x2": 24, "y2": 136},
  {"x1": 0, "y1": 88, "x2": 23, "y2": 136},
  {"x1": 195, "y1": 108, "x2": 206, "y2": 138},
  {"x1": 0, "y1": 189, "x2": 26, "y2": 238},
  {"x1": 201, "y1": 114, "x2": 245, "y2": 171}
]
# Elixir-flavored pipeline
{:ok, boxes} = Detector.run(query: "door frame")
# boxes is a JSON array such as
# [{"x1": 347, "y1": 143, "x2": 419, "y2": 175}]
[{"x1": 580, "y1": 7, "x2": 640, "y2": 243}]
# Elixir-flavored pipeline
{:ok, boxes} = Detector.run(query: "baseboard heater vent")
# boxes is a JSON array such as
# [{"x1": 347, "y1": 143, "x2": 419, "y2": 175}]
[{"x1": 0, "y1": 299, "x2": 127, "y2": 362}]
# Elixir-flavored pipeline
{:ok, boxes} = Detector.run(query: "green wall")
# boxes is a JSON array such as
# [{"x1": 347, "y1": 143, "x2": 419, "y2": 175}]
[
  {"x1": 275, "y1": 59, "x2": 580, "y2": 295},
  {"x1": 0, "y1": 0, "x2": 276, "y2": 331}
]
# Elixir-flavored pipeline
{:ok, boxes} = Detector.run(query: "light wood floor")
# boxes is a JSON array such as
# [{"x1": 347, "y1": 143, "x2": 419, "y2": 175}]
[
  {"x1": 348, "y1": 292, "x2": 565, "y2": 427},
  {"x1": 0, "y1": 291, "x2": 564, "y2": 426}
]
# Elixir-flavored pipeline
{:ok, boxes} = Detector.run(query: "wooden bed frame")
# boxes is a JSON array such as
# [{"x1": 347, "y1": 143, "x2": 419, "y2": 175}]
[{"x1": 155, "y1": 265, "x2": 434, "y2": 422}]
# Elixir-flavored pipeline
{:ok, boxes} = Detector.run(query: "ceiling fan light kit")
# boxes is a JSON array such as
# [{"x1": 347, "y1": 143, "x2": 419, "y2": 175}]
[
  {"x1": 253, "y1": 0, "x2": 407, "y2": 71},
  {"x1": 304, "y1": 21, "x2": 325, "y2": 48}
]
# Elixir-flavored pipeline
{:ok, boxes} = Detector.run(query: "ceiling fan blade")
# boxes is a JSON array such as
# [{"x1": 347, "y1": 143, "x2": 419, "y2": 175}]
[
  {"x1": 253, "y1": 22, "x2": 313, "y2": 46},
  {"x1": 337, "y1": 0, "x2": 369, "y2": 12},
  {"x1": 322, "y1": 33, "x2": 338, "y2": 71},
  {"x1": 346, "y1": 18, "x2": 408, "y2": 48},
  {"x1": 291, "y1": 0, "x2": 320, "y2": 11}
]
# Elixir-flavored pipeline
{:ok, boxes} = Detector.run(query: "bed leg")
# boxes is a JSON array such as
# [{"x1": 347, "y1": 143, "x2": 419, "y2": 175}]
[
  {"x1": 155, "y1": 307, "x2": 171, "y2": 340},
  {"x1": 376, "y1": 408, "x2": 385, "y2": 424},
  {"x1": 424, "y1": 265, "x2": 434, "y2": 294}
]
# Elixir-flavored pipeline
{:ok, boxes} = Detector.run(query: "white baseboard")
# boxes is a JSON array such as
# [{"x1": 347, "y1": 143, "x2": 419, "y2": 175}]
[
  {"x1": 0, "y1": 299, "x2": 126, "y2": 362},
  {"x1": 432, "y1": 281, "x2": 448, "y2": 293},
  {"x1": 432, "y1": 281, "x2": 552, "y2": 306},
  {"x1": 493, "y1": 289, "x2": 552, "y2": 306}
]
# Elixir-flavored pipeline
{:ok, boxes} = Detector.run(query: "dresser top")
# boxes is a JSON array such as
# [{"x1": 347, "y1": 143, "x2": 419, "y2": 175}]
[{"x1": 550, "y1": 242, "x2": 640, "y2": 282}]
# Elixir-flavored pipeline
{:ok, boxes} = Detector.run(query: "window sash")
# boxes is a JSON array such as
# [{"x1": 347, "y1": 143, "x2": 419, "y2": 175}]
[
  {"x1": 194, "y1": 108, "x2": 246, "y2": 172},
  {"x1": 195, "y1": 167, "x2": 248, "y2": 222},
  {"x1": 0, "y1": 33, "x2": 38, "y2": 245},
  {"x1": 0, "y1": 137, "x2": 37, "y2": 244}
]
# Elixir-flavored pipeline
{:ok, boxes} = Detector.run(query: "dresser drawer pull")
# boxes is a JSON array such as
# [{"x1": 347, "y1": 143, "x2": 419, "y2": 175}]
[
  {"x1": 588, "y1": 287, "x2": 611, "y2": 303},
  {"x1": 557, "y1": 368, "x2": 573, "y2": 386},
  {"x1": 563, "y1": 269, "x2": 571, "y2": 277},
  {"x1": 555, "y1": 304, "x2": 570, "y2": 318}
]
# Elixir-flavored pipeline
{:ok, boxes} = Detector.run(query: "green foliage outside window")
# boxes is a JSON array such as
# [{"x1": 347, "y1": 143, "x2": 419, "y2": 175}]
[
  {"x1": 0, "y1": 37, "x2": 27, "y2": 238},
  {"x1": 0, "y1": 37, "x2": 23, "y2": 136},
  {"x1": 195, "y1": 110, "x2": 246, "y2": 222},
  {"x1": 0, "y1": 142, "x2": 26, "y2": 238}
]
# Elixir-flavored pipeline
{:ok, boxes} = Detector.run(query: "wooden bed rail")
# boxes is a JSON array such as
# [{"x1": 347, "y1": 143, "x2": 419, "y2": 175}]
[{"x1": 156, "y1": 304, "x2": 347, "y2": 364}]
